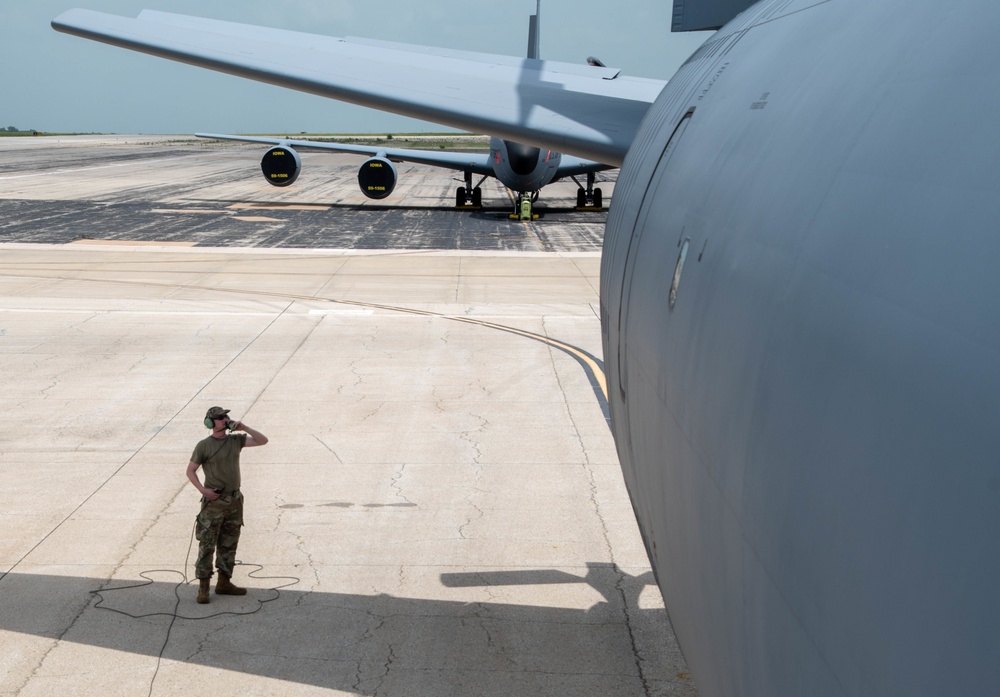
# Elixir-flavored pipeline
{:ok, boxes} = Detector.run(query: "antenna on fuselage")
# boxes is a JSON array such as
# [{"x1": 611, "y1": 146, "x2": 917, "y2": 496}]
[{"x1": 527, "y1": 0, "x2": 541, "y2": 59}]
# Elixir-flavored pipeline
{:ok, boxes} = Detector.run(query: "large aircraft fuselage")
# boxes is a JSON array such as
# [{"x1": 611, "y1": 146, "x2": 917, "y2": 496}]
[
  {"x1": 601, "y1": 0, "x2": 1000, "y2": 694},
  {"x1": 489, "y1": 137, "x2": 561, "y2": 193}
]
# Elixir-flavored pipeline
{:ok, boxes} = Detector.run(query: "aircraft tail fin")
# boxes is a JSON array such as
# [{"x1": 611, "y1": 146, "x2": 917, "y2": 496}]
[
  {"x1": 527, "y1": 1, "x2": 540, "y2": 59},
  {"x1": 672, "y1": 0, "x2": 758, "y2": 32}
]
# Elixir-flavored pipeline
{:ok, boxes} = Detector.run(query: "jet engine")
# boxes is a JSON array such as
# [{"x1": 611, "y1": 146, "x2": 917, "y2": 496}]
[
  {"x1": 357, "y1": 157, "x2": 397, "y2": 199},
  {"x1": 260, "y1": 145, "x2": 301, "y2": 187}
]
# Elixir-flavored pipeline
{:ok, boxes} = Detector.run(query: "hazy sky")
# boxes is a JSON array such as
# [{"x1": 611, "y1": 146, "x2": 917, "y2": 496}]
[{"x1": 5, "y1": 1, "x2": 711, "y2": 134}]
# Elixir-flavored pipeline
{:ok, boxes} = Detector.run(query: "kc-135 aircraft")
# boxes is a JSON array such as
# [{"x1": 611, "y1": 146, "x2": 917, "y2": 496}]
[
  {"x1": 195, "y1": 6, "x2": 620, "y2": 218},
  {"x1": 53, "y1": 1, "x2": 1000, "y2": 695}
]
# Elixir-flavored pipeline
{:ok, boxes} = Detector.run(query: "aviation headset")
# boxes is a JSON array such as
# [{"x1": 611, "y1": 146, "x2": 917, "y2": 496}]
[{"x1": 204, "y1": 408, "x2": 231, "y2": 429}]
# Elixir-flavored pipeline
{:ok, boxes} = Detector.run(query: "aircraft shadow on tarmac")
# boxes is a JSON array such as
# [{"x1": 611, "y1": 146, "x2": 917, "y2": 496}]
[{"x1": 2, "y1": 564, "x2": 668, "y2": 694}]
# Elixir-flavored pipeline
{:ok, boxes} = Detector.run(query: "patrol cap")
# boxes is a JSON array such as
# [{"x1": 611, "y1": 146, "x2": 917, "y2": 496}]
[{"x1": 206, "y1": 406, "x2": 230, "y2": 419}]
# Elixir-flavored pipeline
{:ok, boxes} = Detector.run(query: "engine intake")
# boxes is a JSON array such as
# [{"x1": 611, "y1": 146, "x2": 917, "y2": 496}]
[
  {"x1": 358, "y1": 157, "x2": 397, "y2": 199},
  {"x1": 260, "y1": 145, "x2": 301, "y2": 187}
]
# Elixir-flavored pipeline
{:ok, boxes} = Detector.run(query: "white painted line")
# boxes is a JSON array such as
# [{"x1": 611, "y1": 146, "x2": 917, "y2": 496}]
[
  {"x1": 0, "y1": 308, "x2": 279, "y2": 316},
  {"x1": 308, "y1": 309, "x2": 375, "y2": 316}
]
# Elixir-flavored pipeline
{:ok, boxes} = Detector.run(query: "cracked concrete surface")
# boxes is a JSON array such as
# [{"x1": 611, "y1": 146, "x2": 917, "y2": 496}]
[
  {"x1": 0, "y1": 246, "x2": 695, "y2": 696},
  {"x1": 0, "y1": 138, "x2": 694, "y2": 697}
]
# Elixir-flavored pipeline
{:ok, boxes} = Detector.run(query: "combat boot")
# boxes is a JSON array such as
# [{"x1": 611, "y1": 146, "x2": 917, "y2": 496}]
[
  {"x1": 197, "y1": 578, "x2": 211, "y2": 604},
  {"x1": 216, "y1": 572, "x2": 247, "y2": 596}
]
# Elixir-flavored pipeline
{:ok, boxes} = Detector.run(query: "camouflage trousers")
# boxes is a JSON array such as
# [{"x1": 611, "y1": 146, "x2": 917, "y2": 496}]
[{"x1": 194, "y1": 492, "x2": 243, "y2": 579}]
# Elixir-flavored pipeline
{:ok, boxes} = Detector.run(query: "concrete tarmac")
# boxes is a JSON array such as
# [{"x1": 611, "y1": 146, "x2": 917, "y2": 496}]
[{"x1": 0, "y1": 136, "x2": 694, "y2": 697}]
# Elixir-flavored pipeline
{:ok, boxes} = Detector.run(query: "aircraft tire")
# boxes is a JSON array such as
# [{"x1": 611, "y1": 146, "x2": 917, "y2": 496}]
[
  {"x1": 472, "y1": 187, "x2": 482, "y2": 207},
  {"x1": 577, "y1": 188, "x2": 586, "y2": 207},
  {"x1": 456, "y1": 186, "x2": 467, "y2": 206},
  {"x1": 593, "y1": 188, "x2": 603, "y2": 208}
]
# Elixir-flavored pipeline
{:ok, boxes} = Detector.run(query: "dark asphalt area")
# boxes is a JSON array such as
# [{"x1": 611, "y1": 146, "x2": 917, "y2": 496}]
[{"x1": 0, "y1": 141, "x2": 611, "y2": 252}]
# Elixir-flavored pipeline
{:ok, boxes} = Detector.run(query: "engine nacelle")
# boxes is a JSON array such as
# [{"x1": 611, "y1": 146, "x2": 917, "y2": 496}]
[
  {"x1": 260, "y1": 145, "x2": 301, "y2": 187},
  {"x1": 358, "y1": 157, "x2": 397, "y2": 199}
]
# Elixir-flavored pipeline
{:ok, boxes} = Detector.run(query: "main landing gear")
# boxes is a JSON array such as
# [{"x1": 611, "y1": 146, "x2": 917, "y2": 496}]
[
  {"x1": 455, "y1": 171, "x2": 486, "y2": 208},
  {"x1": 572, "y1": 172, "x2": 604, "y2": 210}
]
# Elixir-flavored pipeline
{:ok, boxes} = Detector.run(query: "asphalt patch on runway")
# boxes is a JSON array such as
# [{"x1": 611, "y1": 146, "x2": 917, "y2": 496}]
[{"x1": 0, "y1": 198, "x2": 607, "y2": 251}]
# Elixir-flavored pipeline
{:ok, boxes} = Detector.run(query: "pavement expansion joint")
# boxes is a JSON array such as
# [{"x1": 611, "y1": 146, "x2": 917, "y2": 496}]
[{"x1": 312, "y1": 433, "x2": 344, "y2": 462}]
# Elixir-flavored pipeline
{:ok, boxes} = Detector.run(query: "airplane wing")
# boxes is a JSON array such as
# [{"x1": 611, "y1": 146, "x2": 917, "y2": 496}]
[
  {"x1": 51, "y1": 9, "x2": 667, "y2": 166},
  {"x1": 196, "y1": 133, "x2": 495, "y2": 176}
]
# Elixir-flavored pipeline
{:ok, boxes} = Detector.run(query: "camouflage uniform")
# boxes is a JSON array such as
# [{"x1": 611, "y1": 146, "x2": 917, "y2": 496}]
[
  {"x1": 190, "y1": 426, "x2": 248, "y2": 579},
  {"x1": 194, "y1": 492, "x2": 244, "y2": 579}
]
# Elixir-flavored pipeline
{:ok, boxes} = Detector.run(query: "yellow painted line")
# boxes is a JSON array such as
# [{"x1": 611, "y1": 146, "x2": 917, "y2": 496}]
[
  {"x1": 227, "y1": 203, "x2": 332, "y2": 211},
  {"x1": 447, "y1": 314, "x2": 607, "y2": 401},
  {"x1": 505, "y1": 189, "x2": 545, "y2": 248},
  {"x1": 285, "y1": 291, "x2": 607, "y2": 402}
]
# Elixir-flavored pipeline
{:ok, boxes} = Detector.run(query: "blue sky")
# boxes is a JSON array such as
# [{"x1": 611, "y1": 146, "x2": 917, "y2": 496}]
[{"x1": 5, "y1": 1, "x2": 710, "y2": 134}]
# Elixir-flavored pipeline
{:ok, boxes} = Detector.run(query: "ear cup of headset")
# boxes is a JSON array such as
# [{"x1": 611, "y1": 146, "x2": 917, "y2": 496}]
[{"x1": 204, "y1": 417, "x2": 214, "y2": 428}]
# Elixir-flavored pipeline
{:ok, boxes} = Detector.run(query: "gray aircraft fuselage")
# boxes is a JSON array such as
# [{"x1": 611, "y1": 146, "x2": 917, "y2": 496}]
[
  {"x1": 47, "y1": 0, "x2": 1000, "y2": 693},
  {"x1": 602, "y1": 0, "x2": 1000, "y2": 695},
  {"x1": 489, "y1": 137, "x2": 561, "y2": 194}
]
